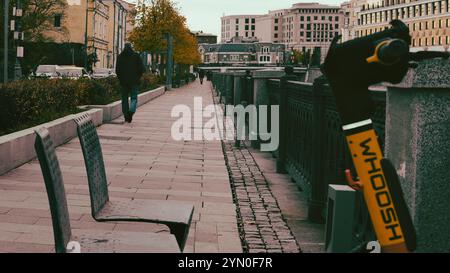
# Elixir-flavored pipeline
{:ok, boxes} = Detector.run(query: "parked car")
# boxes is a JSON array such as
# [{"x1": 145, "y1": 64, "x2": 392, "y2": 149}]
[
  {"x1": 34, "y1": 65, "x2": 60, "y2": 78},
  {"x1": 55, "y1": 66, "x2": 91, "y2": 79},
  {"x1": 92, "y1": 68, "x2": 116, "y2": 79}
]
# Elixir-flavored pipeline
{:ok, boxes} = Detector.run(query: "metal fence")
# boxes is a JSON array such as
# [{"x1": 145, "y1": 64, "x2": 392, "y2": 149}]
[{"x1": 211, "y1": 70, "x2": 385, "y2": 247}]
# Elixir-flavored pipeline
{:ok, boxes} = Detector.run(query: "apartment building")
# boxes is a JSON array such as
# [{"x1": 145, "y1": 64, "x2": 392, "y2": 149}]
[
  {"x1": 105, "y1": 0, "x2": 134, "y2": 68},
  {"x1": 280, "y1": 3, "x2": 344, "y2": 59},
  {"x1": 221, "y1": 15, "x2": 263, "y2": 42},
  {"x1": 255, "y1": 9, "x2": 289, "y2": 44},
  {"x1": 46, "y1": 0, "x2": 134, "y2": 69},
  {"x1": 224, "y1": 3, "x2": 344, "y2": 62},
  {"x1": 353, "y1": 0, "x2": 450, "y2": 51}
]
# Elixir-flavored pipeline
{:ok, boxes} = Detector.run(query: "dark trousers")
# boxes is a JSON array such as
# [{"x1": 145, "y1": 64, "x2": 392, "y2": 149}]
[{"x1": 121, "y1": 85, "x2": 139, "y2": 115}]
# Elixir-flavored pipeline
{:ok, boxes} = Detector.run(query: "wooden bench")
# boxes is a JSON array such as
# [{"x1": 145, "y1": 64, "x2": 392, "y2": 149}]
[
  {"x1": 73, "y1": 114, "x2": 194, "y2": 251},
  {"x1": 34, "y1": 128, "x2": 180, "y2": 253}
]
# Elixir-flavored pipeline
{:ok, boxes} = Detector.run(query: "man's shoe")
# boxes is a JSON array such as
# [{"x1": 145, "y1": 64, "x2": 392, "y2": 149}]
[
  {"x1": 128, "y1": 111, "x2": 134, "y2": 123},
  {"x1": 124, "y1": 113, "x2": 130, "y2": 123}
]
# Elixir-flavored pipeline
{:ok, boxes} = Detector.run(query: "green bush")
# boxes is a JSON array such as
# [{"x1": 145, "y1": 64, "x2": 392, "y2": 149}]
[
  {"x1": 140, "y1": 72, "x2": 161, "y2": 92},
  {"x1": 0, "y1": 73, "x2": 161, "y2": 136}
]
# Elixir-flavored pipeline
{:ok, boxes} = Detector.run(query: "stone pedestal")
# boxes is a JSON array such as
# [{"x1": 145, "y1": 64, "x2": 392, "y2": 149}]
[
  {"x1": 233, "y1": 72, "x2": 246, "y2": 106},
  {"x1": 251, "y1": 69, "x2": 285, "y2": 149},
  {"x1": 305, "y1": 67, "x2": 322, "y2": 83},
  {"x1": 385, "y1": 58, "x2": 450, "y2": 253}
]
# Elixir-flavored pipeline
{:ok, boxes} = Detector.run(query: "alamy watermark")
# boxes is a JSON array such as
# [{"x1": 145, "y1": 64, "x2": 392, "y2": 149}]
[{"x1": 171, "y1": 97, "x2": 279, "y2": 152}]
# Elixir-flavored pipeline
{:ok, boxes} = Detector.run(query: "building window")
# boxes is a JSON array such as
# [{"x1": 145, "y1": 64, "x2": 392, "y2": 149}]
[{"x1": 54, "y1": 14, "x2": 62, "y2": 28}]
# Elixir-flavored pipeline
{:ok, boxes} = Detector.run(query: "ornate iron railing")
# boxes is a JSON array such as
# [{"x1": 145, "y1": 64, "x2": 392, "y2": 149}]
[{"x1": 211, "y1": 71, "x2": 385, "y2": 248}]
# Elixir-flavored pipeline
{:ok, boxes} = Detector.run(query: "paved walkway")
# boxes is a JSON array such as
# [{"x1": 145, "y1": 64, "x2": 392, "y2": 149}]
[{"x1": 0, "y1": 81, "x2": 242, "y2": 253}]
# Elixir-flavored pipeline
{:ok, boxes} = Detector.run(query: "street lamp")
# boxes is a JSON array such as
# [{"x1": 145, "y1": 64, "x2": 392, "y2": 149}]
[
  {"x1": 3, "y1": 0, "x2": 9, "y2": 83},
  {"x1": 164, "y1": 32, "x2": 173, "y2": 90},
  {"x1": 13, "y1": 0, "x2": 23, "y2": 80}
]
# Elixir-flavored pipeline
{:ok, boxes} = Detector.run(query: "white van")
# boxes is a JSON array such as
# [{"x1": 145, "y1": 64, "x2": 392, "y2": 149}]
[
  {"x1": 55, "y1": 66, "x2": 91, "y2": 79},
  {"x1": 35, "y1": 65, "x2": 60, "y2": 78}
]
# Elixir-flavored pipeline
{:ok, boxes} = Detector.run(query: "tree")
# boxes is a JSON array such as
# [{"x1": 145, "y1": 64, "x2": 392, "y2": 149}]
[
  {"x1": 129, "y1": 0, "x2": 201, "y2": 65},
  {"x1": 292, "y1": 49, "x2": 304, "y2": 65}
]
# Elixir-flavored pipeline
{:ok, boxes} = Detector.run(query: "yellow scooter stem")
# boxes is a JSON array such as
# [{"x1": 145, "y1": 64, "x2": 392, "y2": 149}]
[{"x1": 344, "y1": 122, "x2": 416, "y2": 253}]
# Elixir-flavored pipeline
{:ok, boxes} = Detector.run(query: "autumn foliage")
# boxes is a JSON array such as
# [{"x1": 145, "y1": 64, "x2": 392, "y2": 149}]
[{"x1": 129, "y1": 0, "x2": 201, "y2": 65}]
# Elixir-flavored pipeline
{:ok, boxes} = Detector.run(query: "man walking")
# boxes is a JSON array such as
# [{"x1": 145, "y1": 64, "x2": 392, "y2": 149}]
[
  {"x1": 116, "y1": 43, "x2": 145, "y2": 123},
  {"x1": 198, "y1": 69, "x2": 205, "y2": 85}
]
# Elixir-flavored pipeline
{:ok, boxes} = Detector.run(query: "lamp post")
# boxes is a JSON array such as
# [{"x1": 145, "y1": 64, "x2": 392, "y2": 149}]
[
  {"x1": 165, "y1": 32, "x2": 173, "y2": 90},
  {"x1": 13, "y1": 0, "x2": 23, "y2": 80},
  {"x1": 3, "y1": 0, "x2": 9, "y2": 83},
  {"x1": 84, "y1": 0, "x2": 89, "y2": 70}
]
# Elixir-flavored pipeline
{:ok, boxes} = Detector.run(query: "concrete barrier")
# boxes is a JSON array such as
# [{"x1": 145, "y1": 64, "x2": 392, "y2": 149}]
[
  {"x1": 0, "y1": 109, "x2": 103, "y2": 176},
  {"x1": 386, "y1": 58, "x2": 450, "y2": 252},
  {"x1": 85, "y1": 86, "x2": 166, "y2": 123}
]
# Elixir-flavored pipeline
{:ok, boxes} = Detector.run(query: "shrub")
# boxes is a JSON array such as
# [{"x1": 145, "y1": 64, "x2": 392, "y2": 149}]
[
  {"x1": 140, "y1": 72, "x2": 160, "y2": 91},
  {"x1": 0, "y1": 79, "x2": 80, "y2": 135},
  {"x1": 0, "y1": 73, "x2": 161, "y2": 136}
]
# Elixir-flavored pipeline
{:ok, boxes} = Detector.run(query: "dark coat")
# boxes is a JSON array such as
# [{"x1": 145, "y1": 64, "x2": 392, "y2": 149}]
[
  {"x1": 116, "y1": 47, "x2": 145, "y2": 87},
  {"x1": 199, "y1": 70, "x2": 206, "y2": 79}
]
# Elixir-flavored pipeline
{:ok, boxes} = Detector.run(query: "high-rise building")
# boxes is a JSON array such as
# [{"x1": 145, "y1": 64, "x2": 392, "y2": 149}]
[
  {"x1": 352, "y1": 0, "x2": 450, "y2": 51},
  {"x1": 220, "y1": 15, "x2": 262, "y2": 43},
  {"x1": 222, "y1": 3, "x2": 345, "y2": 62},
  {"x1": 277, "y1": 3, "x2": 344, "y2": 58}
]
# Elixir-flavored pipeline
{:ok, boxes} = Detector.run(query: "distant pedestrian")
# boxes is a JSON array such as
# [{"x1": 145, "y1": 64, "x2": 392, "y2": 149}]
[
  {"x1": 116, "y1": 43, "x2": 145, "y2": 123},
  {"x1": 199, "y1": 69, "x2": 205, "y2": 85}
]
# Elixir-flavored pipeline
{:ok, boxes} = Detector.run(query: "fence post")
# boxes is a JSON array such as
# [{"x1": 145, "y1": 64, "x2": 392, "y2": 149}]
[
  {"x1": 225, "y1": 73, "x2": 234, "y2": 105},
  {"x1": 233, "y1": 72, "x2": 246, "y2": 148},
  {"x1": 233, "y1": 72, "x2": 245, "y2": 106},
  {"x1": 243, "y1": 70, "x2": 252, "y2": 106},
  {"x1": 277, "y1": 66, "x2": 297, "y2": 174},
  {"x1": 308, "y1": 76, "x2": 327, "y2": 223}
]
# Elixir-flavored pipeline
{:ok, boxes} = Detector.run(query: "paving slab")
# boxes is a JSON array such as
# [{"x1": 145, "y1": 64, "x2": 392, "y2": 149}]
[{"x1": 0, "y1": 81, "x2": 241, "y2": 253}]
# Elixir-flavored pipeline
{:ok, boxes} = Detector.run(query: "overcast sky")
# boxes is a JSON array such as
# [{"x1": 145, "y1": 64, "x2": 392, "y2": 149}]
[{"x1": 130, "y1": 0, "x2": 343, "y2": 37}]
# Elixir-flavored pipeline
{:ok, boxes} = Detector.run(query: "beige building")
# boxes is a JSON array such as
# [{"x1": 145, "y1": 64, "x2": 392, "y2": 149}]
[
  {"x1": 352, "y1": 0, "x2": 450, "y2": 51},
  {"x1": 223, "y1": 3, "x2": 344, "y2": 61},
  {"x1": 252, "y1": 3, "x2": 344, "y2": 61},
  {"x1": 104, "y1": 0, "x2": 135, "y2": 68},
  {"x1": 221, "y1": 15, "x2": 262, "y2": 42},
  {"x1": 46, "y1": 0, "x2": 135, "y2": 69}
]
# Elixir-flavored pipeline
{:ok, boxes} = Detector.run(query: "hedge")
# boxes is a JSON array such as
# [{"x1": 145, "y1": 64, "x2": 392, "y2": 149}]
[{"x1": 0, "y1": 73, "x2": 161, "y2": 136}]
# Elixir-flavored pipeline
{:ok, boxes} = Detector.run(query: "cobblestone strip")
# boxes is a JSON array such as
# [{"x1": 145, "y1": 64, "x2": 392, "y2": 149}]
[{"x1": 211, "y1": 88, "x2": 301, "y2": 253}]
